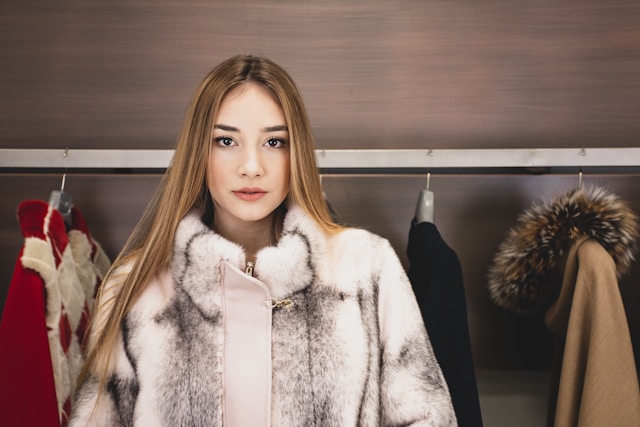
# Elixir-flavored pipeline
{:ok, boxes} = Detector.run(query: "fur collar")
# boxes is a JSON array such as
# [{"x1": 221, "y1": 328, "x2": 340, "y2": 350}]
[
  {"x1": 172, "y1": 204, "x2": 324, "y2": 307},
  {"x1": 487, "y1": 186, "x2": 639, "y2": 315}
]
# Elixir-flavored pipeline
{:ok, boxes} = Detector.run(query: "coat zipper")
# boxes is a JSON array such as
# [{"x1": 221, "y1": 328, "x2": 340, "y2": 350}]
[{"x1": 245, "y1": 261, "x2": 254, "y2": 277}]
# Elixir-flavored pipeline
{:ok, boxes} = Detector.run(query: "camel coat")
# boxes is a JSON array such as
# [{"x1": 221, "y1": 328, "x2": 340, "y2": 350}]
[{"x1": 546, "y1": 237, "x2": 640, "y2": 427}]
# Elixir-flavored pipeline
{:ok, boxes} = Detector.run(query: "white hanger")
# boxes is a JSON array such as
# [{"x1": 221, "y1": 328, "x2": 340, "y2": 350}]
[
  {"x1": 415, "y1": 172, "x2": 435, "y2": 224},
  {"x1": 578, "y1": 167, "x2": 584, "y2": 189},
  {"x1": 48, "y1": 148, "x2": 73, "y2": 227}
]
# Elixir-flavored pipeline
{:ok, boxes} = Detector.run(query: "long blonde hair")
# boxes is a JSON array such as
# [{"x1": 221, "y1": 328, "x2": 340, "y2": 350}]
[{"x1": 79, "y1": 54, "x2": 340, "y2": 389}]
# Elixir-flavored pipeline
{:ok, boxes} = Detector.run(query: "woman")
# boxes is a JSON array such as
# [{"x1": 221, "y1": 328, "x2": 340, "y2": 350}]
[{"x1": 70, "y1": 55, "x2": 456, "y2": 426}]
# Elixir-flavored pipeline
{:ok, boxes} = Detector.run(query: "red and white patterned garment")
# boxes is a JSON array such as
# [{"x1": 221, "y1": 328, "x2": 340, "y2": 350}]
[{"x1": 0, "y1": 200, "x2": 111, "y2": 427}]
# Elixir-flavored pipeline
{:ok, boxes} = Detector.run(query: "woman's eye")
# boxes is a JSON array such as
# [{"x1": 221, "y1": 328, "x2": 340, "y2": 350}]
[
  {"x1": 266, "y1": 138, "x2": 286, "y2": 148},
  {"x1": 215, "y1": 136, "x2": 235, "y2": 147}
]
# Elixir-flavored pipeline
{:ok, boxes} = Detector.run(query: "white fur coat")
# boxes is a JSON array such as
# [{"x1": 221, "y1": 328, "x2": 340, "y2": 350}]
[{"x1": 70, "y1": 205, "x2": 456, "y2": 426}]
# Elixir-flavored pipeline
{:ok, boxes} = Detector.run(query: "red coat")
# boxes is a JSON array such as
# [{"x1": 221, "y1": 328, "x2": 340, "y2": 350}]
[{"x1": 0, "y1": 200, "x2": 110, "y2": 427}]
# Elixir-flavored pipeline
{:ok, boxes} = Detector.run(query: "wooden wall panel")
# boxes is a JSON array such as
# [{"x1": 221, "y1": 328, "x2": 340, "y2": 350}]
[{"x1": 1, "y1": 0, "x2": 639, "y2": 150}]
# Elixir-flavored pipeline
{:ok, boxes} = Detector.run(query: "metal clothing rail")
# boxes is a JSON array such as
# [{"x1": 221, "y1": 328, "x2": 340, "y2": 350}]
[{"x1": 1, "y1": 147, "x2": 640, "y2": 174}]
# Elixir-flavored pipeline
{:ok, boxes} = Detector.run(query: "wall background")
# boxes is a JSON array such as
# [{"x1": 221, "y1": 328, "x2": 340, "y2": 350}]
[{"x1": 2, "y1": 0, "x2": 639, "y2": 386}]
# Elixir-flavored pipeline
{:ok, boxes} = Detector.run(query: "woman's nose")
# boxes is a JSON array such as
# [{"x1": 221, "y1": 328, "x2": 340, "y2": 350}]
[{"x1": 238, "y1": 146, "x2": 264, "y2": 177}]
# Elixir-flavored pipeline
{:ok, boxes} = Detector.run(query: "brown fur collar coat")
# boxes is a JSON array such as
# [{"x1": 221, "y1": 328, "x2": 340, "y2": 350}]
[{"x1": 487, "y1": 186, "x2": 639, "y2": 315}]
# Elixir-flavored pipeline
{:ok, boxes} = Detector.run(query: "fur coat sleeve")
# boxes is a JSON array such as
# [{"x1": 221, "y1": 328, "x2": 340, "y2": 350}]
[{"x1": 373, "y1": 238, "x2": 458, "y2": 426}]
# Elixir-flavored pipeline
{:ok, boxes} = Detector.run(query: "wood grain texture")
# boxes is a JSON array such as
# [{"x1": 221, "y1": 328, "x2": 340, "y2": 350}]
[{"x1": 1, "y1": 0, "x2": 638, "y2": 149}]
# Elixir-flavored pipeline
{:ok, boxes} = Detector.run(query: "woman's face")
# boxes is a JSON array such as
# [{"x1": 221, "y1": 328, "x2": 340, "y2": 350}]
[{"x1": 207, "y1": 83, "x2": 290, "y2": 230}]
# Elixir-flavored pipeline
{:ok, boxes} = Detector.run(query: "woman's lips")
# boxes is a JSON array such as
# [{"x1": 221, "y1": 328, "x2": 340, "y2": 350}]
[{"x1": 233, "y1": 188, "x2": 266, "y2": 201}]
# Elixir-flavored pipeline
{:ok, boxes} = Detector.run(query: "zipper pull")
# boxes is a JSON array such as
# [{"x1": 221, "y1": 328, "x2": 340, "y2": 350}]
[
  {"x1": 263, "y1": 297, "x2": 294, "y2": 310},
  {"x1": 245, "y1": 261, "x2": 254, "y2": 277}
]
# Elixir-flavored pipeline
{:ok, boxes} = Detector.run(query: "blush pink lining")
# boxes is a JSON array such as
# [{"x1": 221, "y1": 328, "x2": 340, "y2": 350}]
[{"x1": 221, "y1": 261, "x2": 272, "y2": 427}]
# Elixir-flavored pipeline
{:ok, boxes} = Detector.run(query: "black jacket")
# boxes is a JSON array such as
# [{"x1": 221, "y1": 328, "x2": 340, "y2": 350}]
[{"x1": 408, "y1": 220, "x2": 483, "y2": 427}]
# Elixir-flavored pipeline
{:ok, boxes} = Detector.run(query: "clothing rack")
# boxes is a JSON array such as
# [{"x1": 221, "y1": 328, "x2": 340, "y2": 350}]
[{"x1": 1, "y1": 148, "x2": 640, "y2": 174}]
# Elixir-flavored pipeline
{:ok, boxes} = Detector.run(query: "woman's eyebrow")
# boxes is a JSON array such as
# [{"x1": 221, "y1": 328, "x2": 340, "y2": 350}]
[
  {"x1": 213, "y1": 124, "x2": 287, "y2": 133},
  {"x1": 213, "y1": 123, "x2": 238, "y2": 132},
  {"x1": 263, "y1": 125, "x2": 288, "y2": 133}
]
